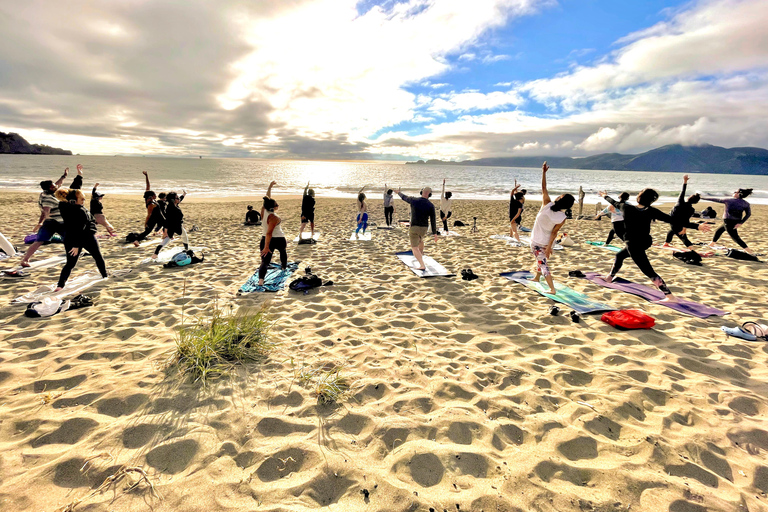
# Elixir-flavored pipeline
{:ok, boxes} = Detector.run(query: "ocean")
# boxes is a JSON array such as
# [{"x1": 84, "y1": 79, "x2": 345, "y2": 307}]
[{"x1": 2, "y1": 154, "x2": 767, "y2": 205}]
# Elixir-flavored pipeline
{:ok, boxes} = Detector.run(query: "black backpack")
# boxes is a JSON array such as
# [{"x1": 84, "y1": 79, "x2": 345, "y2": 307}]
[
  {"x1": 289, "y1": 274, "x2": 323, "y2": 294},
  {"x1": 673, "y1": 250, "x2": 703, "y2": 266},
  {"x1": 727, "y1": 249, "x2": 760, "y2": 262},
  {"x1": 125, "y1": 232, "x2": 140, "y2": 243}
]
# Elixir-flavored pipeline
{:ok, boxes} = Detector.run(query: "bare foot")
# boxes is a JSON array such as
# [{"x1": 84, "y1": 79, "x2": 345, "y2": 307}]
[
  {"x1": 547, "y1": 288, "x2": 557, "y2": 295},
  {"x1": 258, "y1": 280, "x2": 264, "y2": 286},
  {"x1": 133, "y1": 241, "x2": 140, "y2": 247},
  {"x1": 20, "y1": 261, "x2": 30, "y2": 268},
  {"x1": 54, "y1": 287, "x2": 63, "y2": 292},
  {"x1": 708, "y1": 241, "x2": 718, "y2": 248},
  {"x1": 151, "y1": 254, "x2": 158, "y2": 260},
  {"x1": 659, "y1": 294, "x2": 679, "y2": 303},
  {"x1": 662, "y1": 243, "x2": 671, "y2": 247},
  {"x1": 604, "y1": 275, "x2": 614, "y2": 283}
]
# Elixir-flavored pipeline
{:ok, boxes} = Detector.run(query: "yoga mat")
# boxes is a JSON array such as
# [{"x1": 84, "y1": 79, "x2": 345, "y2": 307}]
[
  {"x1": 509, "y1": 236, "x2": 564, "y2": 251},
  {"x1": 581, "y1": 271, "x2": 728, "y2": 318},
  {"x1": 501, "y1": 271, "x2": 615, "y2": 314},
  {"x1": 585, "y1": 241, "x2": 623, "y2": 253},
  {"x1": 123, "y1": 237, "x2": 163, "y2": 248},
  {"x1": 437, "y1": 230, "x2": 461, "y2": 237},
  {"x1": 396, "y1": 251, "x2": 455, "y2": 278},
  {"x1": 652, "y1": 245, "x2": 715, "y2": 257},
  {"x1": 349, "y1": 231, "x2": 372, "y2": 241},
  {"x1": 520, "y1": 226, "x2": 532, "y2": 233},
  {"x1": 239, "y1": 262, "x2": 299, "y2": 293},
  {"x1": 377, "y1": 226, "x2": 396, "y2": 230},
  {"x1": 12, "y1": 271, "x2": 105, "y2": 304},
  {"x1": 140, "y1": 246, "x2": 206, "y2": 265},
  {"x1": 293, "y1": 232, "x2": 321, "y2": 242},
  {"x1": 2, "y1": 255, "x2": 67, "y2": 275}
]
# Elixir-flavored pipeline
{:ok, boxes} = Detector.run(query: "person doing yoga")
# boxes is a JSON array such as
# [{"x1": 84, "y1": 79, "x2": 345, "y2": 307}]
[
  {"x1": 257, "y1": 181, "x2": 288, "y2": 285},
  {"x1": 662, "y1": 175, "x2": 700, "y2": 248},
  {"x1": 383, "y1": 184, "x2": 395, "y2": 227},
  {"x1": 134, "y1": 171, "x2": 164, "y2": 246},
  {"x1": 152, "y1": 191, "x2": 189, "y2": 259},
  {"x1": 509, "y1": 179, "x2": 524, "y2": 241},
  {"x1": 702, "y1": 188, "x2": 753, "y2": 253},
  {"x1": 355, "y1": 186, "x2": 368, "y2": 237},
  {"x1": 595, "y1": 192, "x2": 629, "y2": 245},
  {"x1": 90, "y1": 183, "x2": 116, "y2": 236},
  {"x1": 599, "y1": 188, "x2": 710, "y2": 298},
  {"x1": 529, "y1": 162, "x2": 574, "y2": 295},
  {"x1": 55, "y1": 187, "x2": 108, "y2": 291},
  {"x1": 298, "y1": 181, "x2": 316, "y2": 238},
  {"x1": 440, "y1": 179, "x2": 453, "y2": 233},
  {"x1": 397, "y1": 186, "x2": 438, "y2": 271}
]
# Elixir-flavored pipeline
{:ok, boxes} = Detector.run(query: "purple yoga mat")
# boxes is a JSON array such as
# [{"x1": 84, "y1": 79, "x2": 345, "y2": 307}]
[{"x1": 582, "y1": 272, "x2": 728, "y2": 318}]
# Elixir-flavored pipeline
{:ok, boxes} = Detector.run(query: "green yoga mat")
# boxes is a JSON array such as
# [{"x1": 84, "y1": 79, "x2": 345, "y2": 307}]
[
  {"x1": 585, "y1": 241, "x2": 623, "y2": 253},
  {"x1": 500, "y1": 271, "x2": 615, "y2": 314}
]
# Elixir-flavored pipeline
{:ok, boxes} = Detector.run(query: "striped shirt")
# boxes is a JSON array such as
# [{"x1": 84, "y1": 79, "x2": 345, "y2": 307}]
[{"x1": 38, "y1": 192, "x2": 63, "y2": 223}]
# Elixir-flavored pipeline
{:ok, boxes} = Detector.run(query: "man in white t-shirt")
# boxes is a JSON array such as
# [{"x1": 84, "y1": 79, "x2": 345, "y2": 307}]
[{"x1": 530, "y1": 162, "x2": 574, "y2": 294}]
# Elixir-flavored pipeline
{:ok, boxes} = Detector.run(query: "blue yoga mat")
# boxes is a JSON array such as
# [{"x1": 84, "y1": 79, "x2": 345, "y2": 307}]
[
  {"x1": 500, "y1": 271, "x2": 615, "y2": 314},
  {"x1": 239, "y1": 262, "x2": 299, "y2": 293}
]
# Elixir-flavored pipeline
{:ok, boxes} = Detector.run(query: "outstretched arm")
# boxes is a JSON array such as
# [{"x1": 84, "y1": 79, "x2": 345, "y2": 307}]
[
  {"x1": 266, "y1": 180, "x2": 276, "y2": 198},
  {"x1": 541, "y1": 162, "x2": 551, "y2": 204},
  {"x1": 143, "y1": 171, "x2": 150, "y2": 191},
  {"x1": 700, "y1": 196, "x2": 726, "y2": 204},
  {"x1": 677, "y1": 175, "x2": 688, "y2": 205},
  {"x1": 55, "y1": 167, "x2": 69, "y2": 188},
  {"x1": 358, "y1": 185, "x2": 366, "y2": 194}
]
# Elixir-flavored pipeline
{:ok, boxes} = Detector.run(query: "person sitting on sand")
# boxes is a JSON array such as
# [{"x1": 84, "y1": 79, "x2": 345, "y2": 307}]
[
  {"x1": 55, "y1": 187, "x2": 108, "y2": 291},
  {"x1": 355, "y1": 186, "x2": 368, "y2": 237},
  {"x1": 509, "y1": 179, "x2": 524, "y2": 241},
  {"x1": 599, "y1": 187, "x2": 710, "y2": 299},
  {"x1": 529, "y1": 162, "x2": 574, "y2": 295},
  {"x1": 702, "y1": 188, "x2": 753, "y2": 253},
  {"x1": 298, "y1": 181, "x2": 316, "y2": 238},
  {"x1": 662, "y1": 175, "x2": 700, "y2": 249},
  {"x1": 440, "y1": 179, "x2": 453, "y2": 233},
  {"x1": 595, "y1": 192, "x2": 629, "y2": 245},
  {"x1": 257, "y1": 181, "x2": 288, "y2": 285},
  {"x1": 20, "y1": 165, "x2": 82, "y2": 267},
  {"x1": 90, "y1": 182, "x2": 116, "y2": 236},
  {"x1": 383, "y1": 184, "x2": 395, "y2": 227},
  {"x1": 700, "y1": 206, "x2": 717, "y2": 219},
  {"x1": 397, "y1": 186, "x2": 438, "y2": 271},
  {"x1": 245, "y1": 205, "x2": 261, "y2": 225},
  {"x1": 151, "y1": 191, "x2": 189, "y2": 259}
]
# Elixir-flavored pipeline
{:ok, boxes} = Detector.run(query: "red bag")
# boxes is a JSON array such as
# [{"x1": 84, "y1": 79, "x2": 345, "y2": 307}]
[{"x1": 601, "y1": 309, "x2": 655, "y2": 329}]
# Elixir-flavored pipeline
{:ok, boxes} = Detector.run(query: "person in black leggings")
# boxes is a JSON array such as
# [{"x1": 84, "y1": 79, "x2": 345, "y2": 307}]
[
  {"x1": 258, "y1": 181, "x2": 288, "y2": 285},
  {"x1": 702, "y1": 188, "x2": 753, "y2": 253},
  {"x1": 663, "y1": 175, "x2": 700, "y2": 248},
  {"x1": 596, "y1": 192, "x2": 629, "y2": 244},
  {"x1": 55, "y1": 187, "x2": 108, "y2": 290},
  {"x1": 599, "y1": 188, "x2": 709, "y2": 297}
]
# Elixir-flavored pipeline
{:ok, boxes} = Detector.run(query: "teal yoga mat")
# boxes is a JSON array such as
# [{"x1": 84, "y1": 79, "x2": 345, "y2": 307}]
[{"x1": 500, "y1": 271, "x2": 615, "y2": 314}]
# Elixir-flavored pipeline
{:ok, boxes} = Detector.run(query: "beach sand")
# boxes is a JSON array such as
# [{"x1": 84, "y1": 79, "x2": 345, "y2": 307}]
[{"x1": 1, "y1": 192, "x2": 767, "y2": 512}]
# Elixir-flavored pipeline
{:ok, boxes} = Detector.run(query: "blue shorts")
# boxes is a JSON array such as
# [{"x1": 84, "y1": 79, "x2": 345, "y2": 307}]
[
  {"x1": 357, "y1": 213, "x2": 368, "y2": 223},
  {"x1": 36, "y1": 219, "x2": 65, "y2": 242}
]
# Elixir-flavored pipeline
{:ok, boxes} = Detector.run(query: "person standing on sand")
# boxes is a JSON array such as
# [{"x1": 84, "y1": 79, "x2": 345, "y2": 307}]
[
  {"x1": 662, "y1": 175, "x2": 700, "y2": 249},
  {"x1": 397, "y1": 186, "x2": 438, "y2": 271},
  {"x1": 599, "y1": 188, "x2": 710, "y2": 300},
  {"x1": 701, "y1": 188, "x2": 753, "y2": 253},
  {"x1": 383, "y1": 184, "x2": 395, "y2": 227},
  {"x1": 133, "y1": 171, "x2": 163, "y2": 246},
  {"x1": 355, "y1": 186, "x2": 368, "y2": 237},
  {"x1": 529, "y1": 163, "x2": 574, "y2": 295},
  {"x1": 257, "y1": 181, "x2": 288, "y2": 285},
  {"x1": 440, "y1": 179, "x2": 453, "y2": 233},
  {"x1": 151, "y1": 191, "x2": 189, "y2": 259},
  {"x1": 595, "y1": 192, "x2": 629, "y2": 245},
  {"x1": 90, "y1": 183, "x2": 116, "y2": 236},
  {"x1": 298, "y1": 181, "x2": 316, "y2": 239},
  {"x1": 21, "y1": 165, "x2": 83, "y2": 267},
  {"x1": 509, "y1": 179, "x2": 524, "y2": 241}
]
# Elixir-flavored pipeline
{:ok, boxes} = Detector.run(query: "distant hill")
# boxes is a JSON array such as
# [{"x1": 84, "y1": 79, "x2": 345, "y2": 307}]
[
  {"x1": 407, "y1": 144, "x2": 768, "y2": 174},
  {"x1": 0, "y1": 132, "x2": 72, "y2": 155}
]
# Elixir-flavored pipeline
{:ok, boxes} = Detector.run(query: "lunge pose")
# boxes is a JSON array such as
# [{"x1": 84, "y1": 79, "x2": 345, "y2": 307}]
[
  {"x1": 663, "y1": 175, "x2": 700, "y2": 248},
  {"x1": 529, "y1": 163, "x2": 574, "y2": 294},
  {"x1": 599, "y1": 188, "x2": 709, "y2": 297},
  {"x1": 383, "y1": 184, "x2": 395, "y2": 227},
  {"x1": 397, "y1": 186, "x2": 438, "y2": 271},
  {"x1": 55, "y1": 187, "x2": 108, "y2": 290},
  {"x1": 152, "y1": 191, "x2": 189, "y2": 259},
  {"x1": 90, "y1": 183, "x2": 116, "y2": 236},
  {"x1": 298, "y1": 181, "x2": 316, "y2": 238},
  {"x1": 440, "y1": 179, "x2": 453, "y2": 233},
  {"x1": 702, "y1": 188, "x2": 753, "y2": 253},
  {"x1": 134, "y1": 171, "x2": 164, "y2": 245},
  {"x1": 509, "y1": 179, "x2": 524, "y2": 241},
  {"x1": 596, "y1": 192, "x2": 629, "y2": 244},
  {"x1": 355, "y1": 186, "x2": 368, "y2": 236},
  {"x1": 257, "y1": 181, "x2": 288, "y2": 285}
]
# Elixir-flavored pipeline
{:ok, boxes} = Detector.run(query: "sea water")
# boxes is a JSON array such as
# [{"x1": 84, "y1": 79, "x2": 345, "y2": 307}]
[{"x1": 1, "y1": 154, "x2": 767, "y2": 205}]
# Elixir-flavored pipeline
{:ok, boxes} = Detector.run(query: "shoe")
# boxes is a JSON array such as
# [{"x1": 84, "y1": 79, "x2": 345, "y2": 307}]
[
  {"x1": 721, "y1": 326, "x2": 757, "y2": 341},
  {"x1": 548, "y1": 305, "x2": 560, "y2": 316},
  {"x1": 569, "y1": 310, "x2": 580, "y2": 323}
]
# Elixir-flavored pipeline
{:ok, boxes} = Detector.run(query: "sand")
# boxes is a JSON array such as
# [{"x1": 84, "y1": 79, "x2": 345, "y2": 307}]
[{"x1": 0, "y1": 191, "x2": 767, "y2": 512}]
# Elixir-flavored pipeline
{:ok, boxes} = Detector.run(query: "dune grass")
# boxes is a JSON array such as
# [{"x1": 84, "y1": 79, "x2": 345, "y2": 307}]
[
  {"x1": 295, "y1": 363, "x2": 350, "y2": 404},
  {"x1": 171, "y1": 303, "x2": 273, "y2": 384}
]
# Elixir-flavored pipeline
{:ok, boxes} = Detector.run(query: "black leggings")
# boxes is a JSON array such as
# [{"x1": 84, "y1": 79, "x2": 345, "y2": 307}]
[
  {"x1": 384, "y1": 206, "x2": 394, "y2": 226},
  {"x1": 664, "y1": 225, "x2": 693, "y2": 247},
  {"x1": 610, "y1": 239, "x2": 671, "y2": 295},
  {"x1": 713, "y1": 219, "x2": 747, "y2": 248},
  {"x1": 58, "y1": 234, "x2": 108, "y2": 288},
  {"x1": 258, "y1": 236, "x2": 288, "y2": 280},
  {"x1": 441, "y1": 210, "x2": 452, "y2": 232},
  {"x1": 605, "y1": 221, "x2": 626, "y2": 245},
  {"x1": 137, "y1": 219, "x2": 163, "y2": 240}
]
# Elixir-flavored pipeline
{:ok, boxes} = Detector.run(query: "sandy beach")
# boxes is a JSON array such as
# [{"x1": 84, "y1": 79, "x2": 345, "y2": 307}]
[{"x1": 1, "y1": 191, "x2": 768, "y2": 512}]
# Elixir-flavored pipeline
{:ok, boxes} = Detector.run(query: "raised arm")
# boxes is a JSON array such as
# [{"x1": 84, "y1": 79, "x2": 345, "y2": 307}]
[
  {"x1": 143, "y1": 171, "x2": 150, "y2": 191},
  {"x1": 511, "y1": 178, "x2": 520, "y2": 195},
  {"x1": 92, "y1": 184, "x2": 98, "y2": 196},
  {"x1": 304, "y1": 181, "x2": 309, "y2": 196},
  {"x1": 677, "y1": 175, "x2": 689, "y2": 205},
  {"x1": 397, "y1": 189, "x2": 414, "y2": 204},
  {"x1": 541, "y1": 162, "x2": 551, "y2": 204},
  {"x1": 54, "y1": 167, "x2": 69, "y2": 188},
  {"x1": 266, "y1": 180, "x2": 276, "y2": 198},
  {"x1": 358, "y1": 185, "x2": 366, "y2": 194},
  {"x1": 441, "y1": 179, "x2": 446, "y2": 200}
]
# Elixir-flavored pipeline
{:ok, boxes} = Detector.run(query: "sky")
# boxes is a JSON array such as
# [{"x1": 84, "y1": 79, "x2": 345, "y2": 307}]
[{"x1": 1, "y1": 0, "x2": 767, "y2": 161}]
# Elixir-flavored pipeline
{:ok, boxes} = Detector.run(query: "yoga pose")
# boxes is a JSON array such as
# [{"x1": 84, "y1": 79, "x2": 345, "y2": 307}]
[
  {"x1": 509, "y1": 179, "x2": 524, "y2": 241},
  {"x1": 596, "y1": 192, "x2": 629, "y2": 244},
  {"x1": 55, "y1": 187, "x2": 108, "y2": 291},
  {"x1": 90, "y1": 183, "x2": 116, "y2": 236},
  {"x1": 133, "y1": 171, "x2": 164, "y2": 246},
  {"x1": 397, "y1": 186, "x2": 438, "y2": 271},
  {"x1": 383, "y1": 184, "x2": 395, "y2": 227},
  {"x1": 152, "y1": 191, "x2": 189, "y2": 259},
  {"x1": 440, "y1": 179, "x2": 453, "y2": 233},
  {"x1": 257, "y1": 181, "x2": 288, "y2": 285},
  {"x1": 530, "y1": 163, "x2": 574, "y2": 294},
  {"x1": 245, "y1": 205, "x2": 261, "y2": 225},
  {"x1": 599, "y1": 188, "x2": 710, "y2": 297},
  {"x1": 663, "y1": 175, "x2": 700, "y2": 248},
  {"x1": 21, "y1": 165, "x2": 82, "y2": 267},
  {"x1": 702, "y1": 188, "x2": 753, "y2": 253},
  {"x1": 298, "y1": 181, "x2": 316, "y2": 238},
  {"x1": 355, "y1": 186, "x2": 368, "y2": 236}
]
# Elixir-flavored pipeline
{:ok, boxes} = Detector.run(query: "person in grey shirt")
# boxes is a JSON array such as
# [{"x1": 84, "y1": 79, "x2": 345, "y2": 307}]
[{"x1": 397, "y1": 186, "x2": 438, "y2": 270}]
